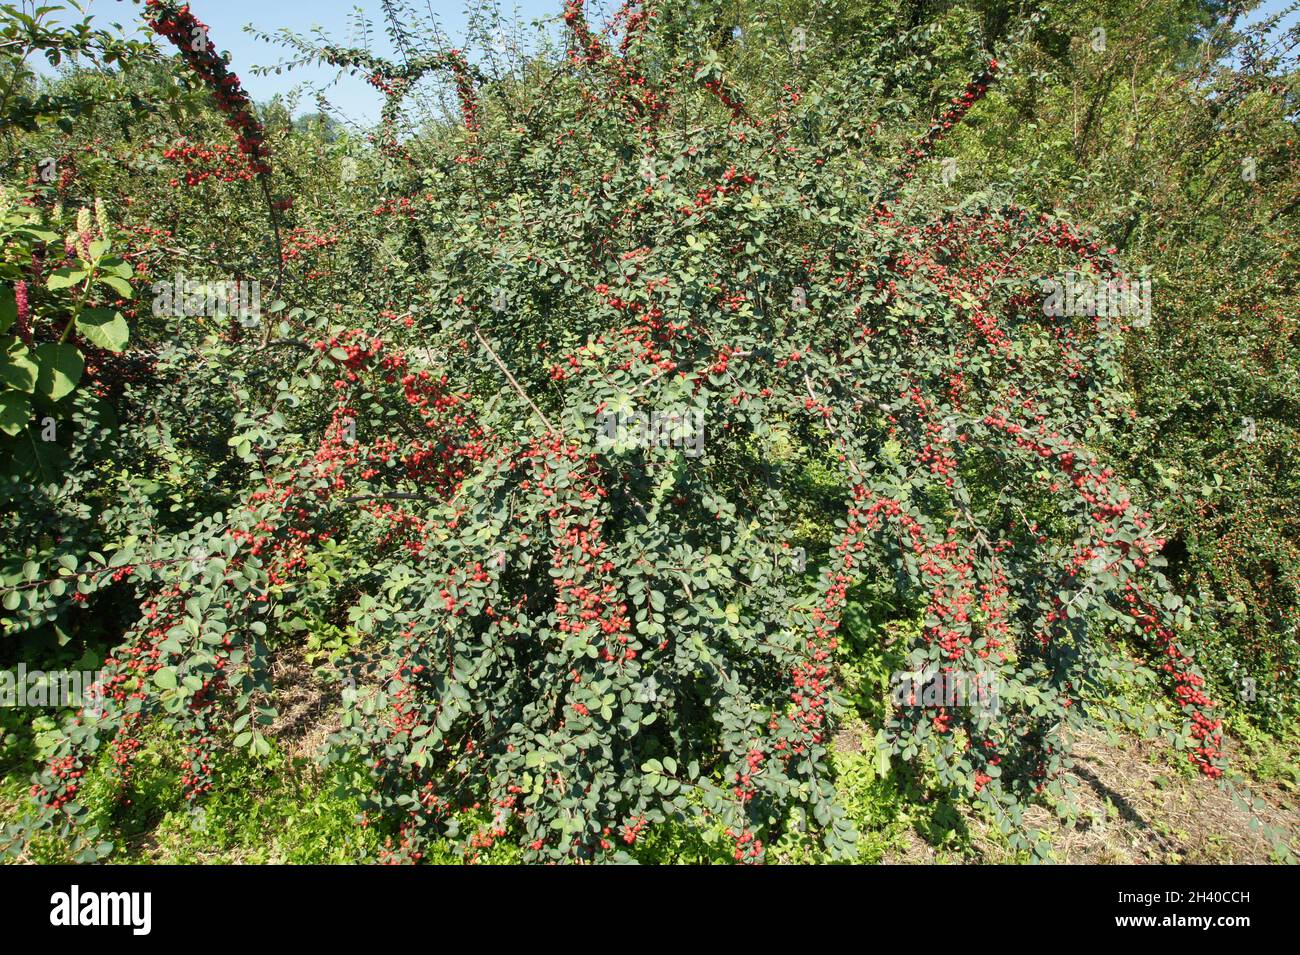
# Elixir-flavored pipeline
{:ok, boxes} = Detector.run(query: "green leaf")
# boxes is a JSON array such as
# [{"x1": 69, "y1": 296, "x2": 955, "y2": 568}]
[
  {"x1": 10, "y1": 428, "x2": 66, "y2": 483},
  {"x1": 0, "y1": 391, "x2": 31, "y2": 436},
  {"x1": 75, "y1": 308, "x2": 129, "y2": 352},
  {"x1": 0, "y1": 338, "x2": 38, "y2": 392},
  {"x1": 46, "y1": 268, "x2": 86, "y2": 291},
  {"x1": 33, "y1": 343, "x2": 83, "y2": 401},
  {"x1": 153, "y1": 667, "x2": 178, "y2": 689},
  {"x1": 96, "y1": 274, "x2": 133, "y2": 299},
  {"x1": 12, "y1": 227, "x2": 58, "y2": 243},
  {"x1": 874, "y1": 729, "x2": 891, "y2": 778}
]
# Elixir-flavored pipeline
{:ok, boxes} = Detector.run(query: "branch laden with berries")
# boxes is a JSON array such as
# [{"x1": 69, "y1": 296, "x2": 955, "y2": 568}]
[{"x1": 138, "y1": 1, "x2": 288, "y2": 292}]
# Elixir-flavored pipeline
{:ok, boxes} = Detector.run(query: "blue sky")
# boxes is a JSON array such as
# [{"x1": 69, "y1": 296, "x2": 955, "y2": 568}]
[
  {"x1": 61, "y1": 0, "x2": 581, "y2": 124},
  {"x1": 47, "y1": 0, "x2": 1300, "y2": 125}
]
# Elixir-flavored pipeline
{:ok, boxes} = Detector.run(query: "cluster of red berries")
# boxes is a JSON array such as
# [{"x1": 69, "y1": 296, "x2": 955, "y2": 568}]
[
  {"x1": 700, "y1": 74, "x2": 750, "y2": 121},
  {"x1": 895, "y1": 58, "x2": 999, "y2": 183},
  {"x1": 281, "y1": 226, "x2": 340, "y2": 262},
  {"x1": 1126, "y1": 588, "x2": 1224, "y2": 775},
  {"x1": 30, "y1": 755, "x2": 85, "y2": 813},
  {"x1": 617, "y1": 0, "x2": 653, "y2": 56},
  {"x1": 162, "y1": 139, "x2": 256, "y2": 186},
  {"x1": 142, "y1": 2, "x2": 270, "y2": 176},
  {"x1": 563, "y1": 1, "x2": 664, "y2": 121},
  {"x1": 444, "y1": 49, "x2": 480, "y2": 132}
]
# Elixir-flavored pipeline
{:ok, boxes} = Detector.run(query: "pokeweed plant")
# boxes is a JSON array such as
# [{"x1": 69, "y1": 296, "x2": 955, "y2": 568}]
[{"x1": 2, "y1": 0, "x2": 1235, "y2": 864}]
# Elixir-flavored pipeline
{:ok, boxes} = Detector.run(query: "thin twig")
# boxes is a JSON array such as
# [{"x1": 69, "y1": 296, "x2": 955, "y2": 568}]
[{"x1": 471, "y1": 324, "x2": 555, "y2": 433}]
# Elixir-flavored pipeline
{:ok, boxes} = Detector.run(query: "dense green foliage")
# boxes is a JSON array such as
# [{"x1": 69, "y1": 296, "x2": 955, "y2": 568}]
[{"x1": 0, "y1": 0, "x2": 1295, "y2": 864}]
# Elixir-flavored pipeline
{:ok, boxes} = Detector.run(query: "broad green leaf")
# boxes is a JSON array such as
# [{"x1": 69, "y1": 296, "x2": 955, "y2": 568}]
[
  {"x1": 10, "y1": 428, "x2": 66, "y2": 483},
  {"x1": 0, "y1": 338, "x2": 38, "y2": 392},
  {"x1": 33, "y1": 342, "x2": 83, "y2": 401},
  {"x1": 0, "y1": 391, "x2": 31, "y2": 435},
  {"x1": 46, "y1": 268, "x2": 87, "y2": 291},
  {"x1": 96, "y1": 274, "x2": 133, "y2": 299},
  {"x1": 76, "y1": 308, "x2": 129, "y2": 352}
]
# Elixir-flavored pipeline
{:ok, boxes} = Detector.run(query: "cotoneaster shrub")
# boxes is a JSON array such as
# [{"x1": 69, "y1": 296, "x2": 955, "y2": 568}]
[
  {"x1": 1, "y1": 0, "x2": 1240, "y2": 864},
  {"x1": 943, "y1": 0, "x2": 1300, "y2": 732}
]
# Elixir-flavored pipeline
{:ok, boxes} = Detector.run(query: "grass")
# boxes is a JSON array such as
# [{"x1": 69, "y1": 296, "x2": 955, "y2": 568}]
[{"x1": 3, "y1": 719, "x2": 380, "y2": 864}]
